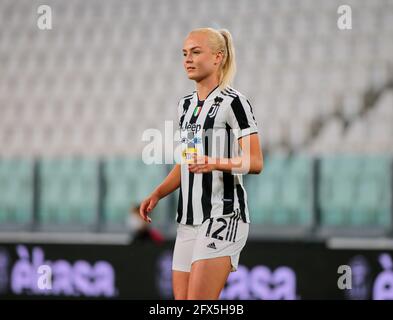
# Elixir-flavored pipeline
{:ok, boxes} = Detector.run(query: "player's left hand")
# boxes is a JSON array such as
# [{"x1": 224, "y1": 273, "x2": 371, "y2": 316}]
[{"x1": 188, "y1": 155, "x2": 217, "y2": 173}]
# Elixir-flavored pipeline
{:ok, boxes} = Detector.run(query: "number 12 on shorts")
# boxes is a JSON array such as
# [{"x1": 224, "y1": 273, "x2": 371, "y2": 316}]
[{"x1": 205, "y1": 211, "x2": 241, "y2": 243}]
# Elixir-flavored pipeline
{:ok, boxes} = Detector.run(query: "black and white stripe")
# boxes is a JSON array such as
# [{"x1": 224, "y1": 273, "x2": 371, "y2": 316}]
[
  {"x1": 176, "y1": 93, "x2": 194, "y2": 223},
  {"x1": 176, "y1": 86, "x2": 258, "y2": 226},
  {"x1": 225, "y1": 211, "x2": 241, "y2": 242}
]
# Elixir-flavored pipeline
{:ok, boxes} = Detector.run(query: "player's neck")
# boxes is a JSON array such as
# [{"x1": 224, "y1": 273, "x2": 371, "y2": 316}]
[{"x1": 195, "y1": 75, "x2": 220, "y2": 101}]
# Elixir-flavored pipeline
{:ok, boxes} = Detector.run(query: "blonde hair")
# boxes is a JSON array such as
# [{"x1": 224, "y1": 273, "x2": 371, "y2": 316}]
[{"x1": 188, "y1": 27, "x2": 236, "y2": 90}]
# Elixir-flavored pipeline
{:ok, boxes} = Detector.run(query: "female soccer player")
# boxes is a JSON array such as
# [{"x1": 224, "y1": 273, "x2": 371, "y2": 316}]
[{"x1": 140, "y1": 27, "x2": 263, "y2": 300}]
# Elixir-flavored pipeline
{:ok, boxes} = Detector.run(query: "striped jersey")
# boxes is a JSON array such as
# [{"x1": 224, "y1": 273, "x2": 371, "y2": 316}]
[{"x1": 176, "y1": 85, "x2": 259, "y2": 225}]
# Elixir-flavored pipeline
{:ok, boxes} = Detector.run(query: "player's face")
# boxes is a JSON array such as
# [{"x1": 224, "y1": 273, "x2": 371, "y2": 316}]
[{"x1": 182, "y1": 33, "x2": 219, "y2": 82}]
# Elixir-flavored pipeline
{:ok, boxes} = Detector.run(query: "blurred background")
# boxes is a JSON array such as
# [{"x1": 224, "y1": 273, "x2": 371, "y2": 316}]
[{"x1": 0, "y1": 0, "x2": 393, "y2": 299}]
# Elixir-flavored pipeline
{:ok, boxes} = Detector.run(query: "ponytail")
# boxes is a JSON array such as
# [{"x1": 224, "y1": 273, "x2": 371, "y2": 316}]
[{"x1": 218, "y1": 29, "x2": 236, "y2": 90}]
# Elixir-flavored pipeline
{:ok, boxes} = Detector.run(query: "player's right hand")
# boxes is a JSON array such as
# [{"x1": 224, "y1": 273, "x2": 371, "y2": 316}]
[{"x1": 139, "y1": 194, "x2": 159, "y2": 223}]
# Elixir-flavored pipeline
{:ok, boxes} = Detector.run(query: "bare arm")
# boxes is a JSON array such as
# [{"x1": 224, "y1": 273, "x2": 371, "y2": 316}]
[
  {"x1": 152, "y1": 164, "x2": 181, "y2": 199},
  {"x1": 188, "y1": 133, "x2": 264, "y2": 175},
  {"x1": 215, "y1": 133, "x2": 263, "y2": 174},
  {"x1": 139, "y1": 164, "x2": 181, "y2": 223}
]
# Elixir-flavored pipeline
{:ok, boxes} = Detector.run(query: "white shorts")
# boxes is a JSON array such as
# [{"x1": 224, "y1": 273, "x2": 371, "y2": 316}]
[{"x1": 172, "y1": 210, "x2": 249, "y2": 273}]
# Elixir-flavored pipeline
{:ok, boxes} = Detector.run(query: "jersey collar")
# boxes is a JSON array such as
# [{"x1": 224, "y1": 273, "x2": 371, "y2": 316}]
[{"x1": 194, "y1": 84, "x2": 223, "y2": 103}]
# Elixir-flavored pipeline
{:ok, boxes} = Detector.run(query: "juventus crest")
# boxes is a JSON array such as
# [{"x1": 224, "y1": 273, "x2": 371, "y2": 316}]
[{"x1": 207, "y1": 96, "x2": 223, "y2": 118}]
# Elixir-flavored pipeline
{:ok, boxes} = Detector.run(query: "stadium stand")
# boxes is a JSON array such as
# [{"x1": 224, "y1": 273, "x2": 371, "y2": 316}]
[{"x1": 0, "y1": 0, "x2": 392, "y2": 238}]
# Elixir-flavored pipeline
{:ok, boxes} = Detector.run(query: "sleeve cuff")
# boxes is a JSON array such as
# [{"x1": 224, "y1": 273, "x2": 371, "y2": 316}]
[{"x1": 236, "y1": 128, "x2": 258, "y2": 140}]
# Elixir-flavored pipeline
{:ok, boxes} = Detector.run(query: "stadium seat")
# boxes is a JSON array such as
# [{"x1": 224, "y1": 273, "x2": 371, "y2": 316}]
[
  {"x1": 39, "y1": 158, "x2": 98, "y2": 227},
  {"x1": 0, "y1": 158, "x2": 34, "y2": 226},
  {"x1": 319, "y1": 156, "x2": 361, "y2": 226},
  {"x1": 103, "y1": 158, "x2": 170, "y2": 226},
  {"x1": 246, "y1": 155, "x2": 286, "y2": 224},
  {"x1": 246, "y1": 155, "x2": 313, "y2": 226},
  {"x1": 104, "y1": 158, "x2": 140, "y2": 225},
  {"x1": 281, "y1": 156, "x2": 314, "y2": 225},
  {"x1": 319, "y1": 156, "x2": 392, "y2": 229},
  {"x1": 351, "y1": 156, "x2": 391, "y2": 226}
]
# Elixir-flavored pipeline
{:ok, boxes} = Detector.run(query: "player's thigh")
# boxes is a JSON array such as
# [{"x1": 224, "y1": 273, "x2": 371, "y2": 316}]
[
  {"x1": 187, "y1": 256, "x2": 232, "y2": 300},
  {"x1": 187, "y1": 211, "x2": 250, "y2": 300},
  {"x1": 172, "y1": 223, "x2": 198, "y2": 299}
]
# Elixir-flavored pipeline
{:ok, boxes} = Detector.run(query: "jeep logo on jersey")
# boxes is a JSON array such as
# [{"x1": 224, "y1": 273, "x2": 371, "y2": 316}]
[{"x1": 182, "y1": 122, "x2": 201, "y2": 133}]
